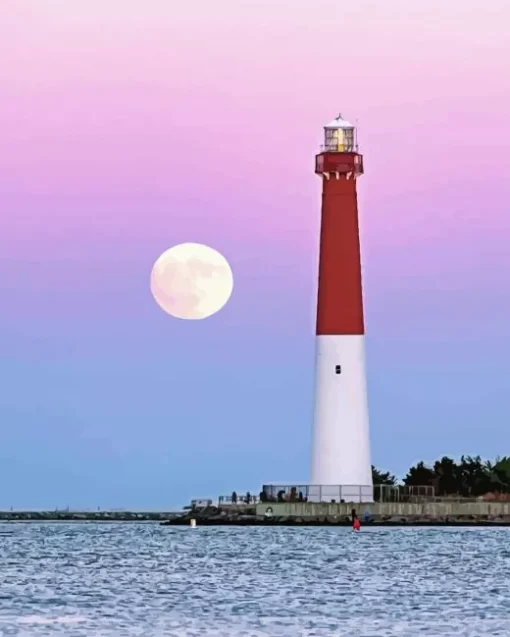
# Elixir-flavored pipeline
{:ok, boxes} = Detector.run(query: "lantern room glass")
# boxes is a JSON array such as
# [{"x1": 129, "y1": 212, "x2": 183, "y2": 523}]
[{"x1": 324, "y1": 127, "x2": 355, "y2": 152}]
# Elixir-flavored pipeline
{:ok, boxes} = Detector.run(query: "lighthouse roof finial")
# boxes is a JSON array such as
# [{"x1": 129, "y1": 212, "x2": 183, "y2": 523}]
[{"x1": 325, "y1": 113, "x2": 353, "y2": 130}]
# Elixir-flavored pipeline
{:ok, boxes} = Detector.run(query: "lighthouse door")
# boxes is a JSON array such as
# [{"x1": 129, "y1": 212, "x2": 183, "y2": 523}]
[{"x1": 335, "y1": 365, "x2": 341, "y2": 374}]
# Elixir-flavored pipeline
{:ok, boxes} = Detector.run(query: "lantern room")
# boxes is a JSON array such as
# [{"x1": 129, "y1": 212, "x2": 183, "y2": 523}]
[{"x1": 323, "y1": 114, "x2": 356, "y2": 152}]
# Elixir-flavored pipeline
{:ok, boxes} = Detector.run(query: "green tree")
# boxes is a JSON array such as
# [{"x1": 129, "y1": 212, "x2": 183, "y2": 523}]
[
  {"x1": 485, "y1": 457, "x2": 510, "y2": 493},
  {"x1": 372, "y1": 466, "x2": 397, "y2": 486},
  {"x1": 433, "y1": 456, "x2": 459, "y2": 496},
  {"x1": 401, "y1": 456, "x2": 510, "y2": 497},
  {"x1": 457, "y1": 455, "x2": 492, "y2": 496},
  {"x1": 403, "y1": 461, "x2": 436, "y2": 487}
]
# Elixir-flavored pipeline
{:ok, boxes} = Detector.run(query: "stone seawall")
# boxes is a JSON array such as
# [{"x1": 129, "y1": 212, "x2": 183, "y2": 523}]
[
  {"x1": 255, "y1": 501, "x2": 510, "y2": 518},
  {"x1": 160, "y1": 502, "x2": 510, "y2": 526}
]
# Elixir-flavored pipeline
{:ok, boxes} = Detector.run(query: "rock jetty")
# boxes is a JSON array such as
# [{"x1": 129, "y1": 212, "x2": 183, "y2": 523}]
[
  {"x1": 0, "y1": 511, "x2": 178, "y2": 522},
  {"x1": 160, "y1": 506, "x2": 510, "y2": 526}
]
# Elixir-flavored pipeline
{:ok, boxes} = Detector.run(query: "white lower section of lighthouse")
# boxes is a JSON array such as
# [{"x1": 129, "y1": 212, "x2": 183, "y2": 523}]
[{"x1": 310, "y1": 335, "x2": 373, "y2": 502}]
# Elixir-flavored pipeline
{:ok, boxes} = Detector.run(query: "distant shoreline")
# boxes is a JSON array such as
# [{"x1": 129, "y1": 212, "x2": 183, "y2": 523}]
[
  {"x1": 0, "y1": 519, "x2": 159, "y2": 524},
  {"x1": 0, "y1": 512, "x2": 178, "y2": 522}
]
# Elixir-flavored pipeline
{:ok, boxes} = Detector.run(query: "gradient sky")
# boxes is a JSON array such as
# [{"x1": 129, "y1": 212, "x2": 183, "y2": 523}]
[{"x1": 1, "y1": 0, "x2": 509, "y2": 509}]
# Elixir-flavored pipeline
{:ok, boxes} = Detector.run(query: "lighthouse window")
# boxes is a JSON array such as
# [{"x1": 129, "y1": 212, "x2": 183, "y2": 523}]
[
  {"x1": 324, "y1": 130, "x2": 337, "y2": 151},
  {"x1": 335, "y1": 365, "x2": 341, "y2": 374}
]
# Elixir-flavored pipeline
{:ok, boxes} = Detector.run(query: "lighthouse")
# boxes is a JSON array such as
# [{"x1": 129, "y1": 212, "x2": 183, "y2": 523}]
[{"x1": 309, "y1": 114, "x2": 373, "y2": 503}]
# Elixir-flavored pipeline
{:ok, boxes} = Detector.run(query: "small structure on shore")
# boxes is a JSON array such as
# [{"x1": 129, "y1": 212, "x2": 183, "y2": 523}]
[{"x1": 189, "y1": 499, "x2": 212, "y2": 510}]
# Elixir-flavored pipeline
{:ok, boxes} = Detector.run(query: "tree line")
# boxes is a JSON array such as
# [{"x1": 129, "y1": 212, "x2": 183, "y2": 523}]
[{"x1": 372, "y1": 456, "x2": 510, "y2": 497}]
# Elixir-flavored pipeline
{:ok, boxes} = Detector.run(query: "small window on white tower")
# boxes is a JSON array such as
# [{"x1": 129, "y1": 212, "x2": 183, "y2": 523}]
[{"x1": 335, "y1": 365, "x2": 341, "y2": 374}]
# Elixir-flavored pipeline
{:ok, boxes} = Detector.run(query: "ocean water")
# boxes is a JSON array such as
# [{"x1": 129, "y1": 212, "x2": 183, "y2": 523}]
[{"x1": 0, "y1": 523, "x2": 509, "y2": 636}]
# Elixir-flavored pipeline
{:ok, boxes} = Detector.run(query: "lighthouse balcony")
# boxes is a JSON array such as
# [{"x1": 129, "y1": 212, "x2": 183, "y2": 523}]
[{"x1": 315, "y1": 152, "x2": 364, "y2": 177}]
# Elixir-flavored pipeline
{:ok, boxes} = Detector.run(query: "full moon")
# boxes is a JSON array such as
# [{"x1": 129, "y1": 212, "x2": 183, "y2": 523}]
[{"x1": 150, "y1": 243, "x2": 234, "y2": 320}]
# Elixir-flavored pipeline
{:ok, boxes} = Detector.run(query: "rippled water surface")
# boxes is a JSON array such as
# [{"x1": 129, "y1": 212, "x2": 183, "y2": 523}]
[{"x1": 1, "y1": 523, "x2": 509, "y2": 636}]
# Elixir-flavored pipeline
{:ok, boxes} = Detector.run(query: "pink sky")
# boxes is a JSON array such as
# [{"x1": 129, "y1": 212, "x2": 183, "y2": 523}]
[{"x1": 2, "y1": 0, "x2": 509, "y2": 319}]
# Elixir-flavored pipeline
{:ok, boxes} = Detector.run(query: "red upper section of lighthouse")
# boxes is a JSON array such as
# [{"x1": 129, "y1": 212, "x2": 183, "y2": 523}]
[
  {"x1": 314, "y1": 115, "x2": 366, "y2": 336},
  {"x1": 315, "y1": 152, "x2": 364, "y2": 178}
]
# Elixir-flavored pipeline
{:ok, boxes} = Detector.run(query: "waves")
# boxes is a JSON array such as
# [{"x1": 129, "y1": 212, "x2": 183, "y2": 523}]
[{"x1": 0, "y1": 524, "x2": 509, "y2": 635}]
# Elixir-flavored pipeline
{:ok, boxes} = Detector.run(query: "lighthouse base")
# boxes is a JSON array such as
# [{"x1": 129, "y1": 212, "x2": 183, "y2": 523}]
[{"x1": 310, "y1": 334, "x2": 373, "y2": 501}]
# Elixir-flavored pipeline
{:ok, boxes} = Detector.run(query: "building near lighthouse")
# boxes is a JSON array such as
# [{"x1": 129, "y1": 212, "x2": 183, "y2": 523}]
[{"x1": 308, "y1": 114, "x2": 373, "y2": 503}]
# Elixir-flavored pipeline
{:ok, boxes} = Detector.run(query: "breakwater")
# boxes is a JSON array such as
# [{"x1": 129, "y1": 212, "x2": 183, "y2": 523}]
[
  {"x1": 0, "y1": 510, "x2": 179, "y2": 522},
  {"x1": 5, "y1": 502, "x2": 510, "y2": 525},
  {"x1": 161, "y1": 501, "x2": 510, "y2": 526}
]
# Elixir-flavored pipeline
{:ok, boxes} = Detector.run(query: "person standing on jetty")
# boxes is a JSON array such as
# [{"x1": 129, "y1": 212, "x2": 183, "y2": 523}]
[{"x1": 351, "y1": 508, "x2": 361, "y2": 531}]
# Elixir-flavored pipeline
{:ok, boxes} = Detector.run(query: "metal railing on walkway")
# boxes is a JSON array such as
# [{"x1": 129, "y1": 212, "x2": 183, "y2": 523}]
[
  {"x1": 218, "y1": 494, "x2": 259, "y2": 505},
  {"x1": 261, "y1": 484, "x2": 373, "y2": 503},
  {"x1": 260, "y1": 484, "x2": 437, "y2": 504}
]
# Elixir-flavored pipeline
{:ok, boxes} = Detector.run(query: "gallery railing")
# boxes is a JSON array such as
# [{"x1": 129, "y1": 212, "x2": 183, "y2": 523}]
[
  {"x1": 261, "y1": 484, "x2": 373, "y2": 503},
  {"x1": 218, "y1": 494, "x2": 259, "y2": 505},
  {"x1": 261, "y1": 484, "x2": 436, "y2": 503}
]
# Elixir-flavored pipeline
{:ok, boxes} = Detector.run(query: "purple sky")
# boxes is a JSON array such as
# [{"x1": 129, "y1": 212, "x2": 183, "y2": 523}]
[{"x1": 1, "y1": 0, "x2": 509, "y2": 508}]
